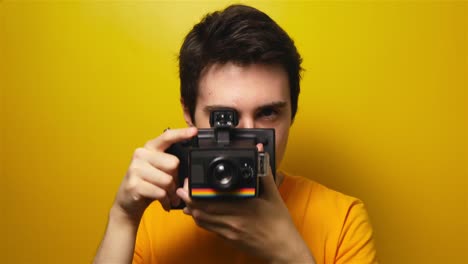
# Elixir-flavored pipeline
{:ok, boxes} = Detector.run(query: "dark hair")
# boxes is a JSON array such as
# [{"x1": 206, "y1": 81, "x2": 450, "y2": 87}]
[{"x1": 179, "y1": 4, "x2": 303, "y2": 123}]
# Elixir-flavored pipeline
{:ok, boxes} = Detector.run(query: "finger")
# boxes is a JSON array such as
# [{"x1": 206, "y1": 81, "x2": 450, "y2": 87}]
[
  {"x1": 255, "y1": 143, "x2": 277, "y2": 196},
  {"x1": 131, "y1": 148, "x2": 182, "y2": 206},
  {"x1": 176, "y1": 177, "x2": 192, "y2": 205},
  {"x1": 130, "y1": 160, "x2": 176, "y2": 192},
  {"x1": 183, "y1": 176, "x2": 189, "y2": 193},
  {"x1": 145, "y1": 127, "x2": 198, "y2": 152},
  {"x1": 131, "y1": 179, "x2": 171, "y2": 211},
  {"x1": 191, "y1": 216, "x2": 231, "y2": 238},
  {"x1": 259, "y1": 166, "x2": 278, "y2": 200},
  {"x1": 133, "y1": 147, "x2": 180, "y2": 175},
  {"x1": 134, "y1": 161, "x2": 180, "y2": 207},
  {"x1": 256, "y1": 143, "x2": 264, "y2": 152},
  {"x1": 187, "y1": 210, "x2": 240, "y2": 241},
  {"x1": 130, "y1": 178, "x2": 166, "y2": 200},
  {"x1": 188, "y1": 205, "x2": 239, "y2": 225},
  {"x1": 189, "y1": 198, "x2": 245, "y2": 215}
]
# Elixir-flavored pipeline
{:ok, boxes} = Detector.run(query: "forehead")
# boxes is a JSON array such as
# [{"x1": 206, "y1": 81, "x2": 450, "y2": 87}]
[{"x1": 197, "y1": 63, "x2": 290, "y2": 110}]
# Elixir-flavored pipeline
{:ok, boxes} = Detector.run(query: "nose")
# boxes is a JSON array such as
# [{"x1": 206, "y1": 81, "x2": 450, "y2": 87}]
[{"x1": 237, "y1": 117, "x2": 255, "y2": 129}]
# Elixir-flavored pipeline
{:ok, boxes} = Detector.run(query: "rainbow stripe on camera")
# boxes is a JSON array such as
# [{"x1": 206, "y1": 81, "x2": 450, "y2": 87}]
[{"x1": 191, "y1": 188, "x2": 256, "y2": 198}]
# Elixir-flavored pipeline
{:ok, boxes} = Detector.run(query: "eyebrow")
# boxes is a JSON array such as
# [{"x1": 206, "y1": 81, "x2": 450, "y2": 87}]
[{"x1": 203, "y1": 101, "x2": 288, "y2": 115}]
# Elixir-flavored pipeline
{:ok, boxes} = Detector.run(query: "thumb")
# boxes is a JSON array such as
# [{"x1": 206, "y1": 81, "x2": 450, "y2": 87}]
[
  {"x1": 256, "y1": 143, "x2": 278, "y2": 199},
  {"x1": 260, "y1": 163, "x2": 277, "y2": 195}
]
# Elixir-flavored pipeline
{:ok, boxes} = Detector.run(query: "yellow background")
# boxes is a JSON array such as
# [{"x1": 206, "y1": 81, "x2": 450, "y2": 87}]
[{"x1": 1, "y1": 0, "x2": 467, "y2": 263}]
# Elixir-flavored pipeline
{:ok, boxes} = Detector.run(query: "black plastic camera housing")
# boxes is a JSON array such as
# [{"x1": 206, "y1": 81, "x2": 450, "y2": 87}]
[{"x1": 166, "y1": 109, "x2": 275, "y2": 209}]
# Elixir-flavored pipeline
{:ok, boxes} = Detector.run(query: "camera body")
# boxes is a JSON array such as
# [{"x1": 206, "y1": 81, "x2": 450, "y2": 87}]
[{"x1": 166, "y1": 109, "x2": 275, "y2": 209}]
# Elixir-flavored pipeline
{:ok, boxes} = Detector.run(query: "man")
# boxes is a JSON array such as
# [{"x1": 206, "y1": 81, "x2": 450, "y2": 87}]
[{"x1": 94, "y1": 4, "x2": 377, "y2": 264}]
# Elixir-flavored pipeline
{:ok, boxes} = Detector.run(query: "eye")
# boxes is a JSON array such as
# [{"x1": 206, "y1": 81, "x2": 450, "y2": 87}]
[{"x1": 256, "y1": 107, "x2": 279, "y2": 119}]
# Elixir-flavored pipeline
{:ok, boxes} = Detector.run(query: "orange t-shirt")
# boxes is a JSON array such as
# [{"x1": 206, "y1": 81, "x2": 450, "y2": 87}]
[{"x1": 133, "y1": 172, "x2": 377, "y2": 263}]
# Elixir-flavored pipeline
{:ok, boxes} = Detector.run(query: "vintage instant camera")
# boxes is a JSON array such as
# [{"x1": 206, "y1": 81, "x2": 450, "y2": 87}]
[{"x1": 166, "y1": 109, "x2": 275, "y2": 208}]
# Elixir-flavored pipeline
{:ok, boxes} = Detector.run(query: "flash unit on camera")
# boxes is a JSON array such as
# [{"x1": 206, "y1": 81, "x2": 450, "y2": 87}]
[{"x1": 209, "y1": 109, "x2": 239, "y2": 128}]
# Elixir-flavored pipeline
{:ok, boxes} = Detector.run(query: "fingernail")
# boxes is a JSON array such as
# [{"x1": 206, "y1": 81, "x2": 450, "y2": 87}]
[{"x1": 256, "y1": 143, "x2": 264, "y2": 152}]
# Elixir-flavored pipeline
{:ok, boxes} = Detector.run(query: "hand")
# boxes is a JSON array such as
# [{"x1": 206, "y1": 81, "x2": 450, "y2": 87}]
[
  {"x1": 176, "y1": 144, "x2": 315, "y2": 263},
  {"x1": 112, "y1": 127, "x2": 198, "y2": 224}
]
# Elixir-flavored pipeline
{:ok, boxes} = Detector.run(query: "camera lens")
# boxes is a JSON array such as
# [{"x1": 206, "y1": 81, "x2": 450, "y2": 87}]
[
  {"x1": 210, "y1": 159, "x2": 239, "y2": 191},
  {"x1": 214, "y1": 163, "x2": 232, "y2": 185}
]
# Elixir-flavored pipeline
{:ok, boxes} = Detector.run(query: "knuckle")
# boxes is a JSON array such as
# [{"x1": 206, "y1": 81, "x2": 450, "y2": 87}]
[
  {"x1": 127, "y1": 164, "x2": 141, "y2": 177},
  {"x1": 160, "y1": 176, "x2": 174, "y2": 188},
  {"x1": 227, "y1": 221, "x2": 242, "y2": 234},
  {"x1": 144, "y1": 139, "x2": 154, "y2": 149},
  {"x1": 133, "y1": 148, "x2": 146, "y2": 160},
  {"x1": 223, "y1": 230, "x2": 239, "y2": 241},
  {"x1": 161, "y1": 130, "x2": 173, "y2": 142},
  {"x1": 125, "y1": 177, "x2": 139, "y2": 193},
  {"x1": 191, "y1": 209, "x2": 202, "y2": 220},
  {"x1": 168, "y1": 176, "x2": 176, "y2": 187},
  {"x1": 166, "y1": 156, "x2": 180, "y2": 170}
]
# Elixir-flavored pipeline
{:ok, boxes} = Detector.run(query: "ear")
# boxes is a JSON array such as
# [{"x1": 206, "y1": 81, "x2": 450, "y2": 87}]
[{"x1": 180, "y1": 98, "x2": 194, "y2": 127}]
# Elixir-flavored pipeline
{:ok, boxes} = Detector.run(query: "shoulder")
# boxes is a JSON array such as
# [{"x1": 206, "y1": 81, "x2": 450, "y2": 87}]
[
  {"x1": 279, "y1": 172, "x2": 362, "y2": 214},
  {"x1": 279, "y1": 171, "x2": 377, "y2": 263},
  {"x1": 280, "y1": 171, "x2": 369, "y2": 227}
]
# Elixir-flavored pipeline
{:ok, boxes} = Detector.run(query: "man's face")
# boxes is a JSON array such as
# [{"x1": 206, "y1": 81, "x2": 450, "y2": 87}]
[{"x1": 183, "y1": 62, "x2": 292, "y2": 169}]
